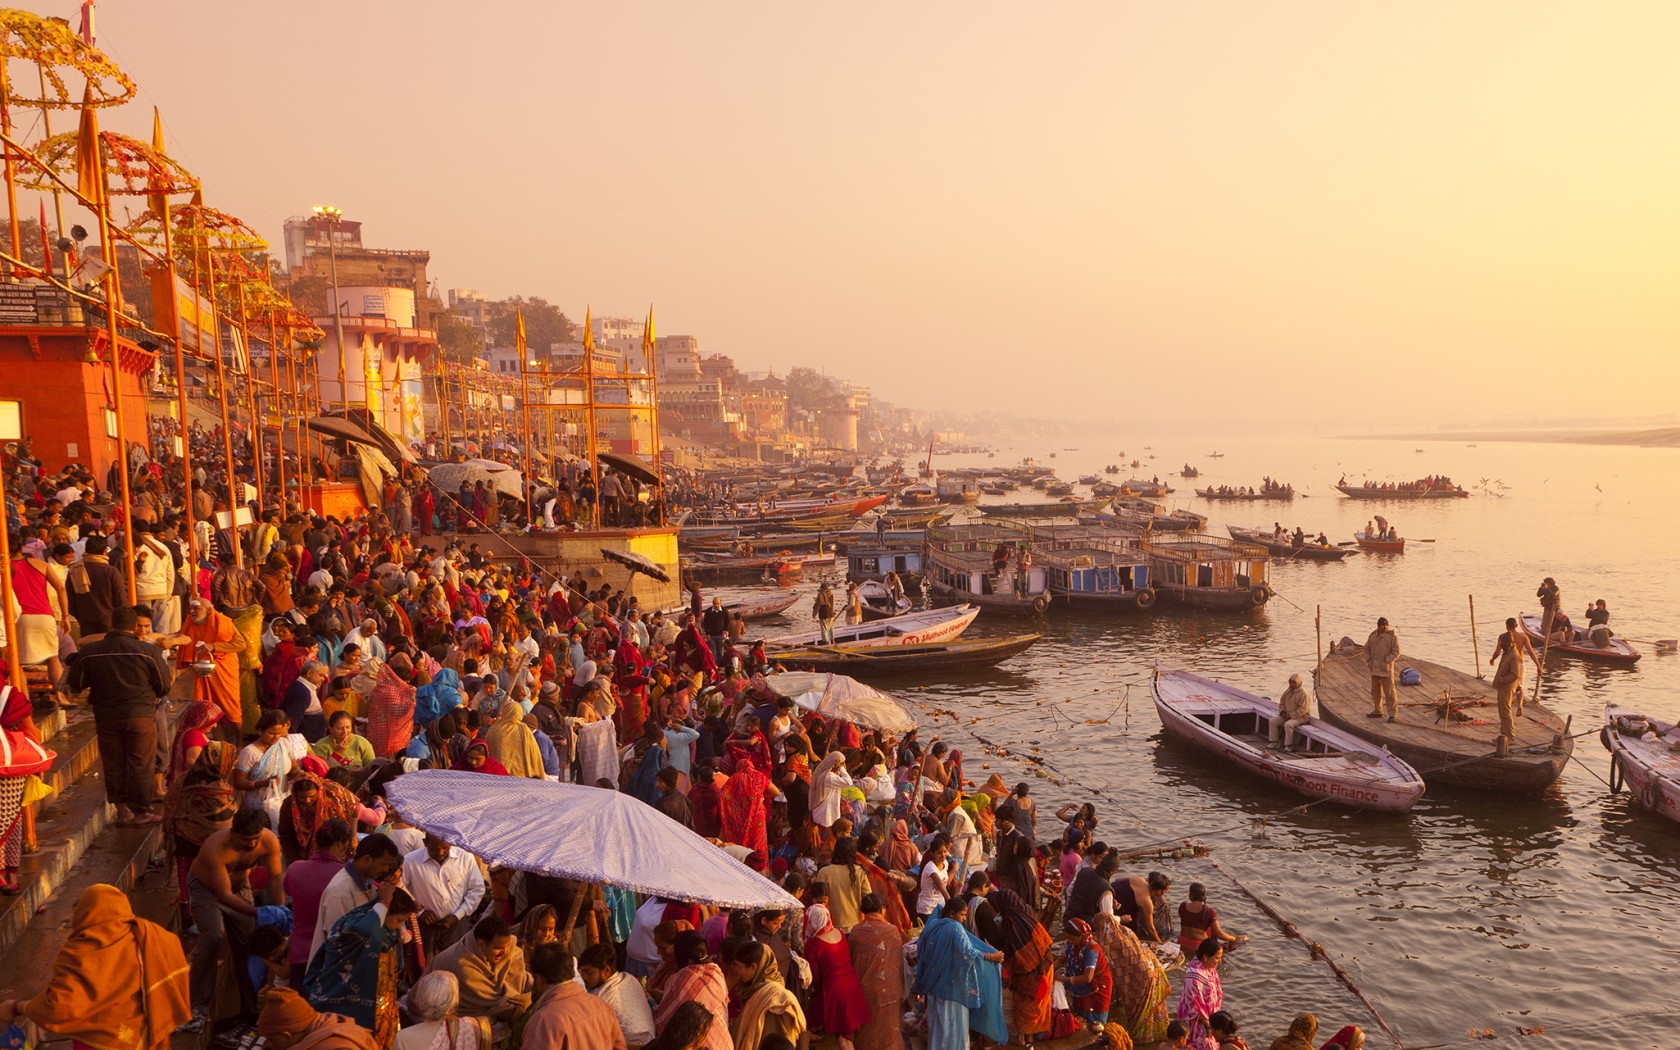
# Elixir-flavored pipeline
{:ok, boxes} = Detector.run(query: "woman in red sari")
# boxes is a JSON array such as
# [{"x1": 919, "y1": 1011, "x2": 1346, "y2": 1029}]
[
  {"x1": 718, "y1": 749, "x2": 775, "y2": 856},
  {"x1": 989, "y1": 887, "x2": 1054, "y2": 1043},
  {"x1": 451, "y1": 739, "x2": 509, "y2": 776},
  {"x1": 800, "y1": 904, "x2": 870, "y2": 1050}
]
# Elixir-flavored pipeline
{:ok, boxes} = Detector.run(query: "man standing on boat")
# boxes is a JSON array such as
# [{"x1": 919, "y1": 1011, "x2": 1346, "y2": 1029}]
[
  {"x1": 813, "y1": 582, "x2": 837, "y2": 645},
  {"x1": 1365, "y1": 617, "x2": 1401, "y2": 722},
  {"x1": 1490, "y1": 618, "x2": 1541, "y2": 742},
  {"x1": 1536, "y1": 577, "x2": 1560, "y2": 640}
]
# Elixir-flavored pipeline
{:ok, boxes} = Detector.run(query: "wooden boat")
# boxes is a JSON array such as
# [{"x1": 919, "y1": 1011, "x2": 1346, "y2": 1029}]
[
  {"x1": 1353, "y1": 530, "x2": 1405, "y2": 554},
  {"x1": 1152, "y1": 669, "x2": 1426, "y2": 812},
  {"x1": 1077, "y1": 474, "x2": 1101, "y2": 485},
  {"x1": 771, "y1": 633, "x2": 1040, "y2": 678},
  {"x1": 1335, "y1": 481, "x2": 1469, "y2": 500},
  {"x1": 1207, "y1": 451, "x2": 1224, "y2": 458},
  {"x1": 1044, "y1": 481, "x2": 1074, "y2": 497},
  {"x1": 1137, "y1": 534, "x2": 1271, "y2": 610},
  {"x1": 686, "y1": 550, "x2": 837, "y2": 577},
  {"x1": 1029, "y1": 524, "x2": 1157, "y2": 610},
  {"x1": 1227, "y1": 526, "x2": 1354, "y2": 562},
  {"x1": 1601, "y1": 706, "x2": 1680, "y2": 822},
  {"x1": 1180, "y1": 465, "x2": 1200, "y2": 478},
  {"x1": 976, "y1": 497, "x2": 1110, "y2": 518},
  {"x1": 660, "y1": 591, "x2": 801, "y2": 621},
  {"x1": 1119, "y1": 478, "x2": 1172, "y2": 498},
  {"x1": 1196, "y1": 486, "x2": 1294, "y2": 501},
  {"x1": 856, "y1": 580, "x2": 913, "y2": 620},
  {"x1": 1314, "y1": 640, "x2": 1572, "y2": 794},
  {"x1": 1521, "y1": 613, "x2": 1641, "y2": 664},
  {"x1": 898, "y1": 484, "x2": 938, "y2": 506},
  {"x1": 766, "y1": 604, "x2": 980, "y2": 649},
  {"x1": 925, "y1": 522, "x2": 1052, "y2": 615}
]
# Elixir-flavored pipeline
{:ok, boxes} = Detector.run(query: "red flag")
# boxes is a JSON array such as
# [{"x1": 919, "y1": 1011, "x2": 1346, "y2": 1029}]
[
  {"x1": 38, "y1": 199, "x2": 52, "y2": 274},
  {"x1": 79, "y1": 1, "x2": 96, "y2": 46}
]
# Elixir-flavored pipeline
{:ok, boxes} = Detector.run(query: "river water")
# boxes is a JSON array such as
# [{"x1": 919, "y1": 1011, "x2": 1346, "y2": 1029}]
[{"x1": 727, "y1": 425, "x2": 1680, "y2": 1049}]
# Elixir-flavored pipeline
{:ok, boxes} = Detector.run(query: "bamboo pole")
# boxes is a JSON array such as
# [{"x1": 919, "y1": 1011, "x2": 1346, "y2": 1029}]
[
  {"x1": 1315, "y1": 604, "x2": 1323, "y2": 683},
  {"x1": 161, "y1": 205, "x2": 195, "y2": 559},
  {"x1": 0, "y1": 487, "x2": 29, "y2": 699},
  {"x1": 236, "y1": 280, "x2": 264, "y2": 511},
  {"x1": 0, "y1": 55, "x2": 22, "y2": 273},
  {"x1": 92, "y1": 182, "x2": 138, "y2": 601},
  {"x1": 1469, "y1": 594, "x2": 1483, "y2": 678}
]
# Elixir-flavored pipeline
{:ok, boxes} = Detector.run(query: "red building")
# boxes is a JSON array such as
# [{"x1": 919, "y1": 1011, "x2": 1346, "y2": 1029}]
[{"x1": 0, "y1": 287, "x2": 156, "y2": 479}]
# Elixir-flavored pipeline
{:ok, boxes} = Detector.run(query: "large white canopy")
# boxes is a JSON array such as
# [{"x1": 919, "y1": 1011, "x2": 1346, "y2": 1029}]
[
  {"x1": 765, "y1": 672, "x2": 918, "y2": 733},
  {"x1": 384, "y1": 770, "x2": 801, "y2": 910}
]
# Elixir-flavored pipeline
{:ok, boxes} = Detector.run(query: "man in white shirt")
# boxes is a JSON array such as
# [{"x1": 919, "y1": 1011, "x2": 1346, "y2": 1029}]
[
  {"x1": 403, "y1": 833, "x2": 487, "y2": 957},
  {"x1": 309, "y1": 832, "x2": 404, "y2": 964},
  {"x1": 344, "y1": 617, "x2": 387, "y2": 664},
  {"x1": 306, "y1": 563, "x2": 334, "y2": 593},
  {"x1": 578, "y1": 943, "x2": 656, "y2": 1048}
]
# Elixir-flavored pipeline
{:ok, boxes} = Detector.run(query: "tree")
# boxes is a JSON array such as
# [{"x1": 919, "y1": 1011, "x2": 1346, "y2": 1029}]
[
  {"x1": 436, "y1": 310, "x2": 485, "y2": 363},
  {"x1": 786, "y1": 366, "x2": 841, "y2": 413},
  {"x1": 486, "y1": 296, "x2": 574, "y2": 353}
]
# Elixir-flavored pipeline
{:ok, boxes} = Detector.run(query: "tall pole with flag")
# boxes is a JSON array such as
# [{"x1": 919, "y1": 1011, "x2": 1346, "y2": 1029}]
[
  {"x1": 78, "y1": 86, "x2": 137, "y2": 599},
  {"x1": 149, "y1": 109, "x2": 197, "y2": 554},
  {"x1": 643, "y1": 305, "x2": 664, "y2": 524},
  {"x1": 581, "y1": 308, "x2": 600, "y2": 527},
  {"x1": 516, "y1": 308, "x2": 534, "y2": 525}
]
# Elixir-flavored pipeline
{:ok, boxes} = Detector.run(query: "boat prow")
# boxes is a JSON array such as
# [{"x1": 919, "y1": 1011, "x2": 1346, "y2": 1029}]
[
  {"x1": 1314, "y1": 641, "x2": 1572, "y2": 795},
  {"x1": 1602, "y1": 706, "x2": 1680, "y2": 823},
  {"x1": 1151, "y1": 668, "x2": 1425, "y2": 812}
]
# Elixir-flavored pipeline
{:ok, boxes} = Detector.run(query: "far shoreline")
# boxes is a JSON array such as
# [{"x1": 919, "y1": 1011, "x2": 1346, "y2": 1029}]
[{"x1": 1351, "y1": 426, "x2": 1680, "y2": 448}]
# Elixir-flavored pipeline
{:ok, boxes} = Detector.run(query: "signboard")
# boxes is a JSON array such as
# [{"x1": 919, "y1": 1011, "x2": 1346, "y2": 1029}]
[
  {"x1": 0, "y1": 285, "x2": 38, "y2": 323},
  {"x1": 214, "y1": 507, "x2": 255, "y2": 529}
]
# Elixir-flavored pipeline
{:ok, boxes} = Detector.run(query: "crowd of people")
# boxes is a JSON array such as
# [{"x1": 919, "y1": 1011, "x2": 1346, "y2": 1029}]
[{"x1": 1, "y1": 431, "x2": 1370, "y2": 1050}]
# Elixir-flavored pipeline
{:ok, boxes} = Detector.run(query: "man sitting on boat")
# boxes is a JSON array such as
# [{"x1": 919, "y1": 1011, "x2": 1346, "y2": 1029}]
[
  {"x1": 1585, "y1": 600, "x2": 1614, "y2": 648},
  {"x1": 1546, "y1": 608, "x2": 1576, "y2": 646},
  {"x1": 1268, "y1": 674, "x2": 1314, "y2": 751}
]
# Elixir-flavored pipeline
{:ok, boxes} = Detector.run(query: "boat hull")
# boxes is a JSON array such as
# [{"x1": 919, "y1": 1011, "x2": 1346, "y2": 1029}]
[
  {"x1": 927, "y1": 580, "x2": 1049, "y2": 616},
  {"x1": 1315, "y1": 642, "x2": 1571, "y2": 795},
  {"x1": 1227, "y1": 527, "x2": 1353, "y2": 561},
  {"x1": 1353, "y1": 531, "x2": 1405, "y2": 554},
  {"x1": 768, "y1": 604, "x2": 980, "y2": 649},
  {"x1": 1152, "y1": 670, "x2": 1425, "y2": 812},
  {"x1": 771, "y1": 634, "x2": 1040, "y2": 678},
  {"x1": 1521, "y1": 614, "x2": 1641, "y2": 664},
  {"x1": 1602, "y1": 706, "x2": 1680, "y2": 824},
  {"x1": 1335, "y1": 484, "x2": 1469, "y2": 500}
]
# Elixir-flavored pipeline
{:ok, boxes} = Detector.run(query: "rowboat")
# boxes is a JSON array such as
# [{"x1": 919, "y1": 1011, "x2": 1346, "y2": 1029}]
[
  {"x1": 1227, "y1": 526, "x2": 1354, "y2": 561},
  {"x1": 1119, "y1": 479, "x2": 1172, "y2": 498},
  {"x1": 856, "y1": 580, "x2": 912, "y2": 620},
  {"x1": 1335, "y1": 482, "x2": 1469, "y2": 500},
  {"x1": 1521, "y1": 613, "x2": 1641, "y2": 664},
  {"x1": 1353, "y1": 530, "x2": 1405, "y2": 554},
  {"x1": 976, "y1": 497, "x2": 1110, "y2": 518},
  {"x1": 771, "y1": 633, "x2": 1040, "y2": 678},
  {"x1": 685, "y1": 551, "x2": 837, "y2": 577},
  {"x1": 659, "y1": 591, "x2": 800, "y2": 621},
  {"x1": 766, "y1": 604, "x2": 980, "y2": 649},
  {"x1": 1197, "y1": 486, "x2": 1294, "y2": 501},
  {"x1": 1601, "y1": 706, "x2": 1680, "y2": 822},
  {"x1": 1314, "y1": 639, "x2": 1572, "y2": 794},
  {"x1": 1152, "y1": 669, "x2": 1426, "y2": 812}
]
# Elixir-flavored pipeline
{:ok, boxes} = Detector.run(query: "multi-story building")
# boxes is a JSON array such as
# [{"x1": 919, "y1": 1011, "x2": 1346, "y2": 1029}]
[{"x1": 447, "y1": 289, "x2": 492, "y2": 337}]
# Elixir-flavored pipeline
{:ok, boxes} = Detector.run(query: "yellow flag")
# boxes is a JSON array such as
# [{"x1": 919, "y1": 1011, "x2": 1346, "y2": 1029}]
[
  {"x1": 582, "y1": 307, "x2": 594, "y2": 355},
  {"x1": 146, "y1": 107, "x2": 170, "y2": 222},
  {"x1": 75, "y1": 83, "x2": 105, "y2": 209},
  {"x1": 515, "y1": 307, "x2": 527, "y2": 356}
]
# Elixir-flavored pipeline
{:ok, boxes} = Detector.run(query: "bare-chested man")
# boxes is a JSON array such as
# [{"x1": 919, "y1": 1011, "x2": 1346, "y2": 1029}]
[{"x1": 183, "y1": 808, "x2": 285, "y2": 1029}]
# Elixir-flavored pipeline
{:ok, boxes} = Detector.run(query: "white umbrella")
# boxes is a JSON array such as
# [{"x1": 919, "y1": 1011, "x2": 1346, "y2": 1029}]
[
  {"x1": 384, "y1": 770, "x2": 801, "y2": 910},
  {"x1": 427, "y1": 460, "x2": 524, "y2": 500},
  {"x1": 765, "y1": 672, "x2": 917, "y2": 733}
]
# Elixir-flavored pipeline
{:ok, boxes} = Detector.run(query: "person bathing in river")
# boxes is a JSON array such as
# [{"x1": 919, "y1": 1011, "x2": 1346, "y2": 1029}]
[
  {"x1": 1114, "y1": 871, "x2": 1171, "y2": 943},
  {"x1": 1176, "y1": 883, "x2": 1247, "y2": 955}
]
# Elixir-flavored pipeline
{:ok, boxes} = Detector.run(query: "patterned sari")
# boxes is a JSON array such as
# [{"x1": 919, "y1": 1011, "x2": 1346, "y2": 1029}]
[
  {"x1": 719, "y1": 761, "x2": 772, "y2": 856},
  {"x1": 653, "y1": 962, "x2": 732, "y2": 1050},
  {"x1": 1175, "y1": 958, "x2": 1223, "y2": 1050},
  {"x1": 1094, "y1": 912, "x2": 1171, "y2": 1043}
]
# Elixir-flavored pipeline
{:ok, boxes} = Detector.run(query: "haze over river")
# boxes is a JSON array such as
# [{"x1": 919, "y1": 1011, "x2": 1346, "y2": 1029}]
[{"x1": 733, "y1": 424, "x2": 1680, "y2": 1048}]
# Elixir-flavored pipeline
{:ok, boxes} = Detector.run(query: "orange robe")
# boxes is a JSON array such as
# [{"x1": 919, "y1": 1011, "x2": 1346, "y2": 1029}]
[{"x1": 182, "y1": 610, "x2": 243, "y2": 725}]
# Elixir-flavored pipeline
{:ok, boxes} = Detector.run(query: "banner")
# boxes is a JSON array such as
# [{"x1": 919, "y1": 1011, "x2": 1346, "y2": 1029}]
[{"x1": 148, "y1": 269, "x2": 219, "y2": 353}]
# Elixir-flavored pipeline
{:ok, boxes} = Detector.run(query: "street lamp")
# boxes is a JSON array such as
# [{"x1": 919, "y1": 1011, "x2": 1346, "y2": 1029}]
[{"x1": 312, "y1": 205, "x2": 348, "y2": 412}]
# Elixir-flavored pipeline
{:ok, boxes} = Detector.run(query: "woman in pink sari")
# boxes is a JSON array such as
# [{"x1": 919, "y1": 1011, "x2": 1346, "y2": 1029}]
[
  {"x1": 653, "y1": 931, "x2": 733, "y2": 1050},
  {"x1": 1176, "y1": 937, "x2": 1227, "y2": 1050}
]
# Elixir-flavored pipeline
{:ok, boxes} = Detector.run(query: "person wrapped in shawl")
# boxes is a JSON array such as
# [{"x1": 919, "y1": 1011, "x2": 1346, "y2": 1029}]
[
  {"x1": 718, "y1": 749, "x2": 777, "y2": 857},
  {"x1": 652, "y1": 931, "x2": 732, "y2": 1050},
  {"x1": 989, "y1": 887, "x2": 1054, "y2": 1042},
  {"x1": 303, "y1": 886, "x2": 417, "y2": 1048},
  {"x1": 277, "y1": 758, "x2": 381, "y2": 866},
  {"x1": 728, "y1": 937, "x2": 807, "y2": 1050},
  {"x1": 452, "y1": 739, "x2": 509, "y2": 776},
  {"x1": 484, "y1": 700, "x2": 545, "y2": 779},
  {"x1": 623, "y1": 721, "x2": 670, "y2": 806},
  {"x1": 1, "y1": 883, "x2": 191, "y2": 1050},
  {"x1": 914, "y1": 897, "x2": 1007, "y2": 1050},
  {"x1": 366, "y1": 655, "x2": 418, "y2": 758},
  {"x1": 1061, "y1": 917, "x2": 1113, "y2": 1030},
  {"x1": 163, "y1": 741, "x2": 239, "y2": 913},
  {"x1": 1092, "y1": 911, "x2": 1172, "y2": 1044}
]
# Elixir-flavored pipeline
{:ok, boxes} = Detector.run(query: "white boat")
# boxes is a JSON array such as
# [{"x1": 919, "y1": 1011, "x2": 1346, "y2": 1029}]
[
  {"x1": 1150, "y1": 668, "x2": 1426, "y2": 812},
  {"x1": 856, "y1": 579, "x2": 912, "y2": 620},
  {"x1": 1603, "y1": 706, "x2": 1680, "y2": 823},
  {"x1": 768, "y1": 605, "x2": 979, "y2": 650}
]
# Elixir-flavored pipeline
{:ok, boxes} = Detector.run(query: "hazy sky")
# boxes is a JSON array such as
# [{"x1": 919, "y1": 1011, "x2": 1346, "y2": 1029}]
[{"x1": 67, "y1": 2, "x2": 1680, "y2": 424}]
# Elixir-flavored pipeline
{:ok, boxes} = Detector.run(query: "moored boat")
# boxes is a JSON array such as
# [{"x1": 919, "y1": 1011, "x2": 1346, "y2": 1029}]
[
  {"x1": 1137, "y1": 534, "x2": 1271, "y2": 610},
  {"x1": 1028, "y1": 524, "x2": 1157, "y2": 610},
  {"x1": 771, "y1": 633, "x2": 1040, "y2": 678},
  {"x1": 1521, "y1": 613, "x2": 1641, "y2": 664},
  {"x1": 976, "y1": 496, "x2": 1110, "y2": 518},
  {"x1": 1335, "y1": 478, "x2": 1469, "y2": 499},
  {"x1": 1602, "y1": 706, "x2": 1680, "y2": 822},
  {"x1": 766, "y1": 604, "x2": 980, "y2": 649},
  {"x1": 925, "y1": 522, "x2": 1052, "y2": 615},
  {"x1": 1314, "y1": 639, "x2": 1572, "y2": 794},
  {"x1": 1152, "y1": 668, "x2": 1426, "y2": 812}
]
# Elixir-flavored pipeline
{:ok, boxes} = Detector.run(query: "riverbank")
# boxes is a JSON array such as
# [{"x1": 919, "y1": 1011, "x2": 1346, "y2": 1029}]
[{"x1": 1357, "y1": 427, "x2": 1680, "y2": 447}]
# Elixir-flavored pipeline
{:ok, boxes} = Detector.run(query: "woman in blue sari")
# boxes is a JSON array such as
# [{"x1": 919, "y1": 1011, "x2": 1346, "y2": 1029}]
[
  {"x1": 914, "y1": 897, "x2": 1007, "y2": 1050},
  {"x1": 304, "y1": 883, "x2": 418, "y2": 1047}
]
